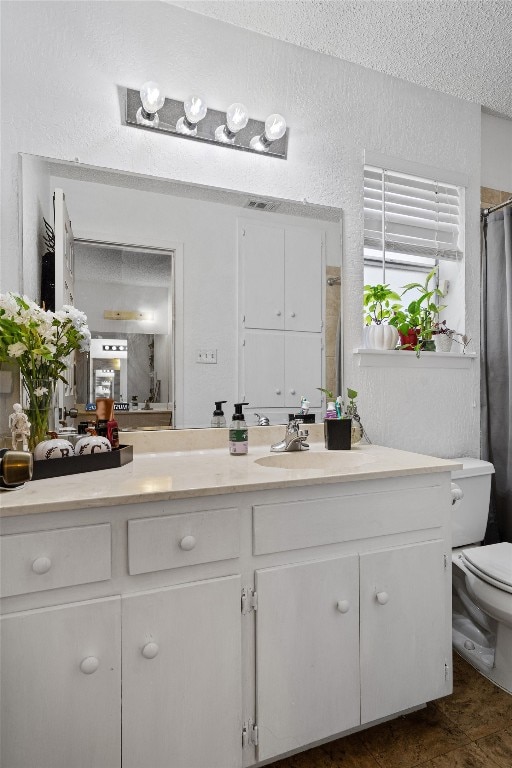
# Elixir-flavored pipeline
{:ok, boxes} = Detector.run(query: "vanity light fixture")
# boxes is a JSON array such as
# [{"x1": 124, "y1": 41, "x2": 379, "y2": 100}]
[
  {"x1": 124, "y1": 86, "x2": 288, "y2": 159},
  {"x1": 136, "y1": 81, "x2": 165, "y2": 127},
  {"x1": 249, "y1": 113, "x2": 287, "y2": 152},
  {"x1": 214, "y1": 102, "x2": 249, "y2": 144}
]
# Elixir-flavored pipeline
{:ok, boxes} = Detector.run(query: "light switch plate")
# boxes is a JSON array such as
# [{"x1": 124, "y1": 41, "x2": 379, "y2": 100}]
[{"x1": 196, "y1": 349, "x2": 217, "y2": 364}]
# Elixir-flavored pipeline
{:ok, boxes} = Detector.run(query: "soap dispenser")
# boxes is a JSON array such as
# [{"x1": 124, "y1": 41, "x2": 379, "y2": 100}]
[
  {"x1": 211, "y1": 400, "x2": 227, "y2": 428},
  {"x1": 229, "y1": 402, "x2": 249, "y2": 455}
]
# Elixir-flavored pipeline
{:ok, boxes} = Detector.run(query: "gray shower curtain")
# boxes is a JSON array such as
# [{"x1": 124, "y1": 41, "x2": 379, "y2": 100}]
[{"x1": 481, "y1": 207, "x2": 512, "y2": 543}]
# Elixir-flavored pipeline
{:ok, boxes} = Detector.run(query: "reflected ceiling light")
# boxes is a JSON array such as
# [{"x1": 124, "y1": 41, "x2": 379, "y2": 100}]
[
  {"x1": 136, "y1": 81, "x2": 165, "y2": 127},
  {"x1": 214, "y1": 102, "x2": 249, "y2": 144},
  {"x1": 176, "y1": 95, "x2": 208, "y2": 136},
  {"x1": 250, "y1": 113, "x2": 287, "y2": 152}
]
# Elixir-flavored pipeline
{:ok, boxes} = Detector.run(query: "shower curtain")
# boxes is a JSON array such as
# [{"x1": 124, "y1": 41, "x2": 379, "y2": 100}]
[{"x1": 481, "y1": 207, "x2": 512, "y2": 543}]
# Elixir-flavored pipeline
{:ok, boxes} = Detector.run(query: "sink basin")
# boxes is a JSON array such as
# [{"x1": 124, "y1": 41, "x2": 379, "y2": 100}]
[{"x1": 255, "y1": 451, "x2": 373, "y2": 471}]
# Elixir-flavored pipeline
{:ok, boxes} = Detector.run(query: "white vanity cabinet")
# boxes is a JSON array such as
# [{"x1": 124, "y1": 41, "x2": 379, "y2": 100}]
[
  {"x1": 0, "y1": 463, "x2": 453, "y2": 768},
  {"x1": 122, "y1": 575, "x2": 242, "y2": 768},
  {"x1": 0, "y1": 596, "x2": 121, "y2": 768}
]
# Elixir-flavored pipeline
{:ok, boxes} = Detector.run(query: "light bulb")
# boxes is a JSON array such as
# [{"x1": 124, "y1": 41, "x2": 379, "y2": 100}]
[
  {"x1": 176, "y1": 95, "x2": 208, "y2": 136},
  {"x1": 264, "y1": 113, "x2": 286, "y2": 142},
  {"x1": 250, "y1": 112, "x2": 287, "y2": 152},
  {"x1": 215, "y1": 102, "x2": 249, "y2": 144},
  {"x1": 136, "y1": 81, "x2": 165, "y2": 127}
]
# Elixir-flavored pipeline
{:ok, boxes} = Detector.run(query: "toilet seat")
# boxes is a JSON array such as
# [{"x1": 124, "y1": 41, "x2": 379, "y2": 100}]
[{"x1": 462, "y1": 543, "x2": 512, "y2": 593}]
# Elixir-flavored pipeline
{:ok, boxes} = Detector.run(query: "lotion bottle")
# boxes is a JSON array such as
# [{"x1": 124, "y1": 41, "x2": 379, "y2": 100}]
[
  {"x1": 229, "y1": 402, "x2": 249, "y2": 455},
  {"x1": 211, "y1": 400, "x2": 227, "y2": 428}
]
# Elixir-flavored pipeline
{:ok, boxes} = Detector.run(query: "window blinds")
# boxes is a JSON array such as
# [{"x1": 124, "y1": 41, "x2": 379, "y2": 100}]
[{"x1": 364, "y1": 166, "x2": 463, "y2": 261}]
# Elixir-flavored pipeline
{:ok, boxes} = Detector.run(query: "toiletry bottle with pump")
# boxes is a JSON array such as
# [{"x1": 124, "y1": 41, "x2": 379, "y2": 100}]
[
  {"x1": 211, "y1": 400, "x2": 227, "y2": 428},
  {"x1": 229, "y1": 402, "x2": 249, "y2": 455}
]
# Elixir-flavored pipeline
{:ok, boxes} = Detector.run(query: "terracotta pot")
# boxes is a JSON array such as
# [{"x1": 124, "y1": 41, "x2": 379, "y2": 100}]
[{"x1": 398, "y1": 329, "x2": 419, "y2": 350}]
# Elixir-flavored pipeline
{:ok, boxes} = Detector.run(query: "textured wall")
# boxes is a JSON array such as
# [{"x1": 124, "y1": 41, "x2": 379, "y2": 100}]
[
  {"x1": 481, "y1": 113, "x2": 512, "y2": 192},
  {"x1": 1, "y1": 1, "x2": 481, "y2": 455}
]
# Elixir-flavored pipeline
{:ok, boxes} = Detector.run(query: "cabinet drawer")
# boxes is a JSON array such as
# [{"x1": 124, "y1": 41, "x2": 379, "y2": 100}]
[
  {"x1": 0, "y1": 524, "x2": 111, "y2": 597},
  {"x1": 128, "y1": 508, "x2": 240, "y2": 575},
  {"x1": 253, "y1": 485, "x2": 445, "y2": 555}
]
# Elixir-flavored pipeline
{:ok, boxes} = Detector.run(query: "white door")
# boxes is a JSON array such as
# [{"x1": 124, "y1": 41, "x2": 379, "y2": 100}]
[
  {"x1": 122, "y1": 575, "x2": 242, "y2": 768},
  {"x1": 240, "y1": 221, "x2": 285, "y2": 330},
  {"x1": 284, "y1": 332, "x2": 323, "y2": 408},
  {"x1": 0, "y1": 596, "x2": 121, "y2": 768},
  {"x1": 360, "y1": 540, "x2": 449, "y2": 724},
  {"x1": 255, "y1": 556, "x2": 360, "y2": 762},
  {"x1": 242, "y1": 331, "x2": 285, "y2": 407},
  {"x1": 285, "y1": 226, "x2": 323, "y2": 332},
  {"x1": 54, "y1": 188, "x2": 76, "y2": 409}
]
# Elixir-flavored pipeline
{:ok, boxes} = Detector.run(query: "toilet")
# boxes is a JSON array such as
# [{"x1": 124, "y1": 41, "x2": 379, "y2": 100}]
[{"x1": 451, "y1": 458, "x2": 512, "y2": 694}]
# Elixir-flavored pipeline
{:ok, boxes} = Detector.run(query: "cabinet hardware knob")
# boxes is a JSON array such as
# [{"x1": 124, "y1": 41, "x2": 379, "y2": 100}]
[
  {"x1": 180, "y1": 535, "x2": 196, "y2": 551},
  {"x1": 276, "y1": 310, "x2": 282, "y2": 316},
  {"x1": 275, "y1": 389, "x2": 281, "y2": 395},
  {"x1": 290, "y1": 389, "x2": 296, "y2": 395},
  {"x1": 376, "y1": 591, "x2": 389, "y2": 605},
  {"x1": 142, "y1": 642, "x2": 159, "y2": 659},
  {"x1": 290, "y1": 311, "x2": 296, "y2": 318},
  {"x1": 32, "y1": 556, "x2": 52, "y2": 575},
  {"x1": 80, "y1": 656, "x2": 99, "y2": 675},
  {"x1": 336, "y1": 600, "x2": 350, "y2": 613}
]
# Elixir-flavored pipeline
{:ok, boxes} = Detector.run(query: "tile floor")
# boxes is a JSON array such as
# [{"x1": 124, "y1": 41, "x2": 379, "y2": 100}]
[{"x1": 269, "y1": 654, "x2": 512, "y2": 768}]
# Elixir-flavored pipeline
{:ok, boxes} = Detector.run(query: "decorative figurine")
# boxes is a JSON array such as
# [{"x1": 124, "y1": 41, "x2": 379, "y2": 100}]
[{"x1": 9, "y1": 404, "x2": 31, "y2": 452}]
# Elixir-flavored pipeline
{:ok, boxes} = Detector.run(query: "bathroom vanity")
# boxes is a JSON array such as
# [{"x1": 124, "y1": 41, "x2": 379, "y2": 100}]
[{"x1": 0, "y1": 429, "x2": 460, "y2": 768}]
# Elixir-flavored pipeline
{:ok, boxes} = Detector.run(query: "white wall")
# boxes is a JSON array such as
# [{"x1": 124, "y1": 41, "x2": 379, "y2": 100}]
[
  {"x1": 481, "y1": 113, "x2": 512, "y2": 191},
  {"x1": 1, "y1": 1, "x2": 481, "y2": 455}
]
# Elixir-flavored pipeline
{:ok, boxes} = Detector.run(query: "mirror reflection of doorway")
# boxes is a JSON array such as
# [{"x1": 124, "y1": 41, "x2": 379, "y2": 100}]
[{"x1": 72, "y1": 240, "x2": 174, "y2": 412}]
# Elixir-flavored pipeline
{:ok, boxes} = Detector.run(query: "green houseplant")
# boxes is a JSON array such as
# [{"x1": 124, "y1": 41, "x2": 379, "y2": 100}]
[
  {"x1": 363, "y1": 284, "x2": 402, "y2": 350},
  {"x1": 390, "y1": 267, "x2": 446, "y2": 355}
]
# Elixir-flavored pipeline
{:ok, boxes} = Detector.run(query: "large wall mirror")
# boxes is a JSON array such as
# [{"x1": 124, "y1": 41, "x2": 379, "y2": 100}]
[{"x1": 19, "y1": 153, "x2": 342, "y2": 429}]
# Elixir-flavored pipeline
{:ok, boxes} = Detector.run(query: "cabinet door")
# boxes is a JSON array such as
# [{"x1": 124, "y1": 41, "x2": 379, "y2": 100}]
[
  {"x1": 285, "y1": 332, "x2": 323, "y2": 407},
  {"x1": 360, "y1": 540, "x2": 449, "y2": 724},
  {"x1": 240, "y1": 222, "x2": 285, "y2": 330},
  {"x1": 122, "y1": 575, "x2": 242, "y2": 768},
  {"x1": 242, "y1": 330, "x2": 285, "y2": 407},
  {"x1": 255, "y1": 556, "x2": 360, "y2": 762},
  {"x1": 285, "y1": 227, "x2": 323, "y2": 332},
  {"x1": 0, "y1": 596, "x2": 121, "y2": 768}
]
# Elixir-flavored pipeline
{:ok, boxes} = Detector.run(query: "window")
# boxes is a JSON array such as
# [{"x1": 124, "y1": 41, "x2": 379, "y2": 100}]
[{"x1": 363, "y1": 164, "x2": 465, "y2": 332}]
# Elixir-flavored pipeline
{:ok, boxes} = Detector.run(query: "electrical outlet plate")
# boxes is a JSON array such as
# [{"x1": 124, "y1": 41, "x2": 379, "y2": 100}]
[{"x1": 196, "y1": 349, "x2": 217, "y2": 364}]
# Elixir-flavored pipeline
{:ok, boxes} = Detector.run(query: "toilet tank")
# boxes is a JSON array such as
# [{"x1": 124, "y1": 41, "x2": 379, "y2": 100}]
[{"x1": 451, "y1": 458, "x2": 495, "y2": 547}]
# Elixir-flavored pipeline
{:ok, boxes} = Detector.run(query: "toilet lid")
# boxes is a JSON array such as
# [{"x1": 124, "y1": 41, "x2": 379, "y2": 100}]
[{"x1": 462, "y1": 543, "x2": 512, "y2": 591}]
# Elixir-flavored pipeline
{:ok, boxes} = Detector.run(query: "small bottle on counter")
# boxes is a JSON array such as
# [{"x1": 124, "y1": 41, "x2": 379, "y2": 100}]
[
  {"x1": 211, "y1": 400, "x2": 227, "y2": 428},
  {"x1": 229, "y1": 402, "x2": 249, "y2": 455},
  {"x1": 131, "y1": 395, "x2": 138, "y2": 410}
]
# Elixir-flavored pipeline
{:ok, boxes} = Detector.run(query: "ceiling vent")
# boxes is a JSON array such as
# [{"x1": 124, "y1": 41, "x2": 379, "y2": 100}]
[{"x1": 244, "y1": 199, "x2": 281, "y2": 212}]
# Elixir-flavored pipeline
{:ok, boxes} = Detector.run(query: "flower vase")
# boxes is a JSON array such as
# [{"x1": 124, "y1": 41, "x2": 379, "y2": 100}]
[{"x1": 22, "y1": 379, "x2": 56, "y2": 452}]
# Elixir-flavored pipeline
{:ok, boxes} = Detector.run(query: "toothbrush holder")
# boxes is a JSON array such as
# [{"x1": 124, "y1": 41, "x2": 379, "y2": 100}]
[{"x1": 324, "y1": 418, "x2": 352, "y2": 450}]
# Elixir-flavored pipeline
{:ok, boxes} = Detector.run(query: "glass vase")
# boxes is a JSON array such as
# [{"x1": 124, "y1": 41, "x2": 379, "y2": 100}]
[{"x1": 22, "y1": 378, "x2": 56, "y2": 452}]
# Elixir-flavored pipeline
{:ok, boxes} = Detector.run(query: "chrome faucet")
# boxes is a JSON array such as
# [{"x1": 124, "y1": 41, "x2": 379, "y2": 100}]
[{"x1": 270, "y1": 419, "x2": 309, "y2": 452}]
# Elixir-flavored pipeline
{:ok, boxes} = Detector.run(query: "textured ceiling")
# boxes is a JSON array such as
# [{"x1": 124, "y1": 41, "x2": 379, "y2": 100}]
[{"x1": 170, "y1": 0, "x2": 512, "y2": 119}]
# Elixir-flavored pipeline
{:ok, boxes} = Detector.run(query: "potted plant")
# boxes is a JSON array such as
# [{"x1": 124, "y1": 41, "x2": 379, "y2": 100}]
[
  {"x1": 432, "y1": 320, "x2": 455, "y2": 352},
  {"x1": 363, "y1": 284, "x2": 402, "y2": 350},
  {"x1": 390, "y1": 267, "x2": 446, "y2": 355}
]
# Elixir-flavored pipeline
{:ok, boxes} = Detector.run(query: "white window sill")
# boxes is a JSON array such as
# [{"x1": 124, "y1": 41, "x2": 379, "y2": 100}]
[{"x1": 354, "y1": 348, "x2": 477, "y2": 369}]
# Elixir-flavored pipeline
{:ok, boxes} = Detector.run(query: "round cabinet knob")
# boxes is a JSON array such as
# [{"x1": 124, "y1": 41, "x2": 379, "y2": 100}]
[
  {"x1": 290, "y1": 389, "x2": 296, "y2": 396},
  {"x1": 275, "y1": 389, "x2": 281, "y2": 395},
  {"x1": 80, "y1": 656, "x2": 99, "y2": 675},
  {"x1": 276, "y1": 310, "x2": 282, "y2": 317},
  {"x1": 376, "y1": 591, "x2": 389, "y2": 605},
  {"x1": 290, "y1": 311, "x2": 296, "y2": 318},
  {"x1": 141, "y1": 642, "x2": 159, "y2": 660},
  {"x1": 336, "y1": 600, "x2": 350, "y2": 614},
  {"x1": 179, "y1": 535, "x2": 196, "y2": 551},
  {"x1": 32, "y1": 556, "x2": 52, "y2": 575}
]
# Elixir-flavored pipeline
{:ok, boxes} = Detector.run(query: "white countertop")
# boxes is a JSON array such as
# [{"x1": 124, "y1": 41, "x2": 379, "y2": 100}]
[{"x1": 0, "y1": 426, "x2": 462, "y2": 518}]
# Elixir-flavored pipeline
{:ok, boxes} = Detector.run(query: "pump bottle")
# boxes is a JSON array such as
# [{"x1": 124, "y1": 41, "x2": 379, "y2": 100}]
[
  {"x1": 211, "y1": 400, "x2": 227, "y2": 428},
  {"x1": 229, "y1": 402, "x2": 249, "y2": 455}
]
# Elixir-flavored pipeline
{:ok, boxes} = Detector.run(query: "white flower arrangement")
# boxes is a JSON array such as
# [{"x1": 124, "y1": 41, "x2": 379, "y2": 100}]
[{"x1": 0, "y1": 293, "x2": 91, "y2": 383}]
